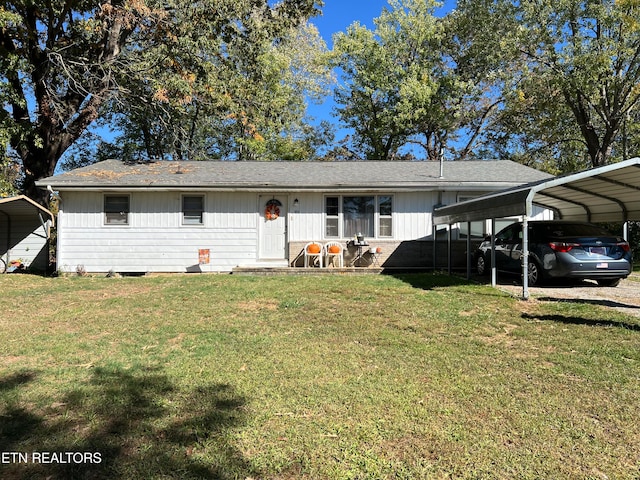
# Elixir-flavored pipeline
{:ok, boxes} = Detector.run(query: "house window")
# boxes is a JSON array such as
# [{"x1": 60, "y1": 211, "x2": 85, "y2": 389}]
[
  {"x1": 182, "y1": 195, "x2": 204, "y2": 225},
  {"x1": 325, "y1": 195, "x2": 393, "y2": 239},
  {"x1": 104, "y1": 195, "x2": 129, "y2": 225},
  {"x1": 459, "y1": 221, "x2": 486, "y2": 239},
  {"x1": 378, "y1": 195, "x2": 393, "y2": 237},
  {"x1": 325, "y1": 197, "x2": 339, "y2": 237},
  {"x1": 457, "y1": 195, "x2": 486, "y2": 239},
  {"x1": 343, "y1": 196, "x2": 375, "y2": 238}
]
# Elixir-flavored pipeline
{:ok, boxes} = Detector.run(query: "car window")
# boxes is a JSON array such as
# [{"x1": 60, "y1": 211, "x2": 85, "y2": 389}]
[
  {"x1": 537, "y1": 223, "x2": 611, "y2": 238},
  {"x1": 513, "y1": 224, "x2": 523, "y2": 241},
  {"x1": 496, "y1": 226, "x2": 513, "y2": 242},
  {"x1": 497, "y1": 224, "x2": 521, "y2": 242}
]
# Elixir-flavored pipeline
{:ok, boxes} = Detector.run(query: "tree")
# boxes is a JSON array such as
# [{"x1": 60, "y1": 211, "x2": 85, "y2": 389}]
[
  {"x1": 331, "y1": 0, "x2": 498, "y2": 161},
  {"x1": 63, "y1": 20, "x2": 334, "y2": 164},
  {"x1": 331, "y1": 0, "x2": 441, "y2": 160},
  {"x1": 0, "y1": 123, "x2": 19, "y2": 196},
  {"x1": 1, "y1": 0, "x2": 323, "y2": 204},
  {"x1": 0, "y1": 157, "x2": 20, "y2": 196},
  {"x1": 456, "y1": 0, "x2": 640, "y2": 170}
]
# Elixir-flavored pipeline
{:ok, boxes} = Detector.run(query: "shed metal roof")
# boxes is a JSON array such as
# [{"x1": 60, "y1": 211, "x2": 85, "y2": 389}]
[
  {"x1": 36, "y1": 159, "x2": 552, "y2": 192},
  {"x1": 433, "y1": 157, "x2": 640, "y2": 225}
]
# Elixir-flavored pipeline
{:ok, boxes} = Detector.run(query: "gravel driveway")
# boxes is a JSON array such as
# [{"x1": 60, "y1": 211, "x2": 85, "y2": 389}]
[{"x1": 492, "y1": 274, "x2": 640, "y2": 318}]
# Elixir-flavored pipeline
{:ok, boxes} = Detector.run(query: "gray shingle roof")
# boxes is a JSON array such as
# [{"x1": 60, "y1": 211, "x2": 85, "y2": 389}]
[{"x1": 37, "y1": 159, "x2": 552, "y2": 191}]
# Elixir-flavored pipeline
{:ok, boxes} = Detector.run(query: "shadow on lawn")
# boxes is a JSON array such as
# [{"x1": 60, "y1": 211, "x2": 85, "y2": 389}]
[
  {"x1": 522, "y1": 312, "x2": 640, "y2": 331},
  {"x1": 389, "y1": 271, "x2": 475, "y2": 290},
  {"x1": 536, "y1": 296, "x2": 640, "y2": 312},
  {"x1": 0, "y1": 366, "x2": 255, "y2": 480},
  {"x1": 0, "y1": 371, "x2": 37, "y2": 392}
]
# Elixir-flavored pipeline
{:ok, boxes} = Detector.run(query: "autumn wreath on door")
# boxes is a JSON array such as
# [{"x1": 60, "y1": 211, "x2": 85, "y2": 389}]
[{"x1": 264, "y1": 199, "x2": 282, "y2": 220}]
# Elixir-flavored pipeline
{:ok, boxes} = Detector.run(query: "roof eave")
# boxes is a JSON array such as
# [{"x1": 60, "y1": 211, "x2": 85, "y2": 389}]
[{"x1": 38, "y1": 181, "x2": 529, "y2": 192}]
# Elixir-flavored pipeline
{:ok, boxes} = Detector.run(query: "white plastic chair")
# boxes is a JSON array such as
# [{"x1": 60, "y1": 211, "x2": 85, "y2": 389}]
[
  {"x1": 324, "y1": 241, "x2": 344, "y2": 268},
  {"x1": 304, "y1": 242, "x2": 324, "y2": 268}
]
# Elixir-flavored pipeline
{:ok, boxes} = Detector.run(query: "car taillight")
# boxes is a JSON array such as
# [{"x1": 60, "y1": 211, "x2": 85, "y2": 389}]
[
  {"x1": 617, "y1": 241, "x2": 630, "y2": 252},
  {"x1": 549, "y1": 242, "x2": 580, "y2": 253}
]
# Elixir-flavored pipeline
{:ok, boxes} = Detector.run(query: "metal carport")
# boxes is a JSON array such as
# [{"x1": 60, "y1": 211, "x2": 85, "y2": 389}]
[
  {"x1": 433, "y1": 157, "x2": 640, "y2": 299},
  {"x1": 0, "y1": 195, "x2": 54, "y2": 272}
]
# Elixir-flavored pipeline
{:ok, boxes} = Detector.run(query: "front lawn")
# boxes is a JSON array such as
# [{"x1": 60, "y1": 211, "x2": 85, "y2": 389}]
[{"x1": 1, "y1": 273, "x2": 639, "y2": 479}]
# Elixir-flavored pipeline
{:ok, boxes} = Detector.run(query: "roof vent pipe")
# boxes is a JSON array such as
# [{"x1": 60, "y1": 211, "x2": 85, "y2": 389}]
[{"x1": 439, "y1": 148, "x2": 445, "y2": 179}]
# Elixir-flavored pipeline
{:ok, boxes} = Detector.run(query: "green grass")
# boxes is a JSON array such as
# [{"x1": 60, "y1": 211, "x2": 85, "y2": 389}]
[{"x1": 1, "y1": 273, "x2": 639, "y2": 479}]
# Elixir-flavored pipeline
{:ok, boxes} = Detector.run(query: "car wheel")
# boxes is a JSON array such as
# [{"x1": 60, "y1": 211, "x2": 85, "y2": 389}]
[
  {"x1": 476, "y1": 254, "x2": 488, "y2": 276},
  {"x1": 597, "y1": 278, "x2": 621, "y2": 287},
  {"x1": 527, "y1": 260, "x2": 543, "y2": 286}
]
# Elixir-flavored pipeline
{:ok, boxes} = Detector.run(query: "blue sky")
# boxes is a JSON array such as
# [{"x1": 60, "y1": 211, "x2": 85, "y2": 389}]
[
  {"x1": 311, "y1": 0, "x2": 456, "y2": 47},
  {"x1": 311, "y1": 0, "x2": 392, "y2": 47}
]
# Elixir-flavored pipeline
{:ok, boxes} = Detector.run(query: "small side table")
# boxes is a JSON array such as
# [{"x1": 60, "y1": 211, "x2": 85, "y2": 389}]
[
  {"x1": 348, "y1": 240, "x2": 369, "y2": 266},
  {"x1": 369, "y1": 247, "x2": 381, "y2": 267}
]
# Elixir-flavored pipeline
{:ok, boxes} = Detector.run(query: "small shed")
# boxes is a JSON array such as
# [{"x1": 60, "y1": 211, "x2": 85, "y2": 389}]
[{"x1": 0, "y1": 195, "x2": 54, "y2": 272}]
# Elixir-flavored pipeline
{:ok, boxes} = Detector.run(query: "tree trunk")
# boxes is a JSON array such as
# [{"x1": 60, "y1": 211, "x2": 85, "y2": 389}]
[
  {"x1": 16, "y1": 95, "x2": 101, "y2": 207},
  {"x1": 564, "y1": 89, "x2": 614, "y2": 168},
  {"x1": 20, "y1": 130, "x2": 76, "y2": 207}
]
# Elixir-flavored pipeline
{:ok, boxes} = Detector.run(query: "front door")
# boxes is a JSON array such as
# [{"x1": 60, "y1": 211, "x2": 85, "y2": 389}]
[{"x1": 259, "y1": 195, "x2": 287, "y2": 260}]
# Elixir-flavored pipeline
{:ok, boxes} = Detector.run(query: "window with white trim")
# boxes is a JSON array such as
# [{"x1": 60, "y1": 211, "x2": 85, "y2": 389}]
[
  {"x1": 325, "y1": 195, "x2": 393, "y2": 239},
  {"x1": 343, "y1": 196, "x2": 375, "y2": 237},
  {"x1": 182, "y1": 195, "x2": 204, "y2": 225},
  {"x1": 104, "y1": 195, "x2": 130, "y2": 225},
  {"x1": 378, "y1": 195, "x2": 393, "y2": 237},
  {"x1": 325, "y1": 196, "x2": 339, "y2": 237},
  {"x1": 457, "y1": 195, "x2": 486, "y2": 239}
]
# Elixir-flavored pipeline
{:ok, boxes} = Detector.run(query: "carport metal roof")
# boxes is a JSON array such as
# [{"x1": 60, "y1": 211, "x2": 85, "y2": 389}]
[
  {"x1": 433, "y1": 157, "x2": 640, "y2": 225},
  {"x1": 432, "y1": 157, "x2": 640, "y2": 300},
  {"x1": 0, "y1": 195, "x2": 53, "y2": 223},
  {"x1": 0, "y1": 195, "x2": 54, "y2": 224}
]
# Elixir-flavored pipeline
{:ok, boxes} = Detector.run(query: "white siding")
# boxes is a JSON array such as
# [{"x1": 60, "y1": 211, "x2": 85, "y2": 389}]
[
  {"x1": 58, "y1": 191, "x2": 259, "y2": 273},
  {"x1": 288, "y1": 191, "x2": 438, "y2": 242},
  {"x1": 394, "y1": 192, "x2": 438, "y2": 240},
  {"x1": 288, "y1": 193, "x2": 324, "y2": 242},
  {"x1": 57, "y1": 189, "x2": 554, "y2": 273}
]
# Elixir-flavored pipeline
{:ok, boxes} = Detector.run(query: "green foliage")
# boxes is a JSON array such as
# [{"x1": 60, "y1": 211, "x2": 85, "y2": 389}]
[
  {"x1": 89, "y1": 17, "x2": 334, "y2": 163},
  {"x1": 331, "y1": 0, "x2": 502, "y2": 161},
  {"x1": 456, "y1": 0, "x2": 640, "y2": 170},
  {"x1": 332, "y1": 0, "x2": 443, "y2": 160},
  {"x1": 1, "y1": 0, "x2": 327, "y2": 203},
  {"x1": 5, "y1": 0, "x2": 638, "y2": 178},
  {"x1": 0, "y1": 157, "x2": 20, "y2": 197}
]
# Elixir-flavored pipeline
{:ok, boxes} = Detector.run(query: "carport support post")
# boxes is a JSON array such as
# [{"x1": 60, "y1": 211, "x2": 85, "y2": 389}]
[
  {"x1": 1, "y1": 210, "x2": 10, "y2": 272},
  {"x1": 522, "y1": 217, "x2": 530, "y2": 301},
  {"x1": 491, "y1": 218, "x2": 496, "y2": 287},
  {"x1": 432, "y1": 224, "x2": 437, "y2": 271},
  {"x1": 447, "y1": 224, "x2": 452, "y2": 275},
  {"x1": 624, "y1": 221, "x2": 629, "y2": 241},
  {"x1": 466, "y1": 221, "x2": 472, "y2": 280}
]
